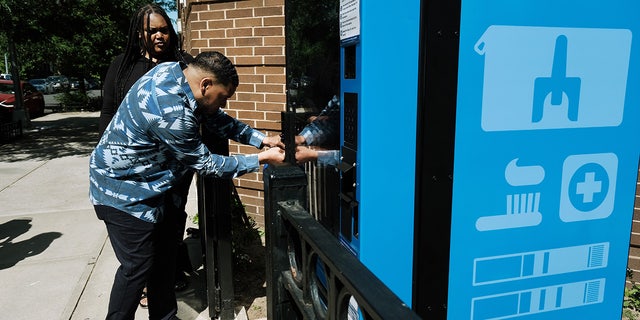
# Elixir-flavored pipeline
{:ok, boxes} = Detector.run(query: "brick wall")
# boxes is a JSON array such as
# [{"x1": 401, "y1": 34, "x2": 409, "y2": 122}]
[
  {"x1": 179, "y1": 0, "x2": 286, "y2": 227},
  {"x1": 628, "y1": 172, "x2": 640, "y2": 285}
]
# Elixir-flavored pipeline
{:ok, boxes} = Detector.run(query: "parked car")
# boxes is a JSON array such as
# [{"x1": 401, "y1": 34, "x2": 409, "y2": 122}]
[
  {"x1": 45, "y1": 75, "x2": 70, "y2": 93},
  {"x1": 69, "y1": 77, "x2": 82, "y2": 90},
  {"x1": 28, "y1": 78, "x2": 47, "y2": 92},
  {"x1": 70, "y1": 77, "x2": 101, "y2": 90},
  {"x1": 87, "y1": 78, "x2": 101, "y2": 90},
  {"x1": 44, "y1": 78, "x2": 55, "y2": 93},
  {"x1": 0, "y1": 80, "x2": 45, "y2": 123}
]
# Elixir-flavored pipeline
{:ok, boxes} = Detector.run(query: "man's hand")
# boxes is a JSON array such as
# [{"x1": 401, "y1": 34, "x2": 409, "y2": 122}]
[
  {"x1": 262, "y1": 135, "x2": 284, "y2": 148},
  {"x1": 294, "y1": 146, "x2": 318, "y2": 164},
  {"x1": 258, "y1": 147, "x2": 285, "y2": 164}
]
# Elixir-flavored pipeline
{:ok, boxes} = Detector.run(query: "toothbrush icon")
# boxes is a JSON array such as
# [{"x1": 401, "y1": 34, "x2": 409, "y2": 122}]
[{"x1": 476, "y1": 159, "x2": 545, "y2": 231}]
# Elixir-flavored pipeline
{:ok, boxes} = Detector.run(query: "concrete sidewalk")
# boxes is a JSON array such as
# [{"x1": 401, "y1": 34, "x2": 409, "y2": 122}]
[{"x1": 0, "y1": 112, "x2": 214, "y2": 320}]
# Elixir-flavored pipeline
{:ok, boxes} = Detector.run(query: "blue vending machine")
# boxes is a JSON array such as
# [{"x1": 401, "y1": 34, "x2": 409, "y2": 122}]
[
  {"x1": 337, "y1": 0, "x2": 421, "y2": 306},
  {"x1": 336, "y1": 0, "x2": 640, "y2": 319},
  {"x1": 442, "y1": 1, "x2": 640, "y2": 319}
]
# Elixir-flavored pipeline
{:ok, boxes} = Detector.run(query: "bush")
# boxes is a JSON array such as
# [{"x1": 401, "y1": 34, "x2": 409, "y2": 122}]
[
  {"x1": 625, "y1": 268, "x2": 640, "y2": 319},
  {"x1": 57, "y1": 91, "x2": 101, "y2": 111},
  {"x1": 58, "y1": 91, "x2": 88, "y2": 109}
]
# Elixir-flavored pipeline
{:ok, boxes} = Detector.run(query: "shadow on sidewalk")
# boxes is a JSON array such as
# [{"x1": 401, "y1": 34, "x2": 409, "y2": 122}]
[
  {"x1": 0, "y1": 218, "x2": 62, "y2": 269},
  {"x1": 175, "y1": 225, "x2": 268, "y2": 319},
  {"x1": 0, "y1": 114, "x2": 98, "y2": 162},
  {"x1": 176, "y1": 269, "x2": 208, "y2": 315}
]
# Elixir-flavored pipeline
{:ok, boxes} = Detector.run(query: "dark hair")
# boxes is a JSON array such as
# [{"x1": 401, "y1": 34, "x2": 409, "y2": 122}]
[
  {"x1": 192, "y1": 51, "x2": 239, "y2": 88},
  {"x1": 115, "y1": 3, "x2": 182, "y2": 103}
]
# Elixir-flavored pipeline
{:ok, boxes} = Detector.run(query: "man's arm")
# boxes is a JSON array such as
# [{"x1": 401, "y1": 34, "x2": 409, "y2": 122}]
[
  {"x1": 202, "y1": 109, "x2": 283, "y2": 148},
  {"x1": 295, "y1": 146, "x2": 339, "y2": 166},
  {"x1": 297, "y1": 95, "x2": 340, "y2": 146},
  {"x1": 152, "y1": 112, "x2": 283, "y2": 179},
  {"x1": 204, "y1": 110, "x2": 284, "y2": 149}
]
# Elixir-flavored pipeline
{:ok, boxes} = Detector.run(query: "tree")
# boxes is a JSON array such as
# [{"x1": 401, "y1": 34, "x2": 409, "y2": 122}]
[
  {"x1": 0, "y1": 0, "x2": 176, "y2": 82},
  {"x1": 285, "y1": 0, "x2": 340, "y2": 111},
  {"x1": 0, "y1": 0, "x2": 40, "y2": 121}
]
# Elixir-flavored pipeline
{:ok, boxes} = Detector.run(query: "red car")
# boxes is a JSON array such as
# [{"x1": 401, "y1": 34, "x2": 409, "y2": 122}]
[{"x1": 0, "y1": 79, "x2": 45, "y2": 123}]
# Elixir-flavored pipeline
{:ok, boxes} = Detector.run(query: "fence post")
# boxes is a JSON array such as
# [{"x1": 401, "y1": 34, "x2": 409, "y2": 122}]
[
  {"x1": 263, "y1": 163, "x2": 308, "y2": 319},
  {"x1": 198, "y1": 127, "x2": 235, "y2": 319}
]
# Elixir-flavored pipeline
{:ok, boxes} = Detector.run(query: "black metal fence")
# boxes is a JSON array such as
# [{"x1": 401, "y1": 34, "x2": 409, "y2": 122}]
[
  {"x1": 0, "y1": 121, "x2": 22, "y2": 143},
  {"x1": 197, "y1": 128, "x2": 236, "y2": 320},
  {"x1": 264, "y1": 164, "x2": 421, "y2": 319},
  {"x1": 303, "y1": 161, "x2": 341, "y2": 236}
]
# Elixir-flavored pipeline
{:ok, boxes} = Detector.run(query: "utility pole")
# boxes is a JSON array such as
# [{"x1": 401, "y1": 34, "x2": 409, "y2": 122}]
[
  {"x1": 0, "y1": 1, "x2": 28, "y2": 128},
  {"x1": 8, "y1": 40, "x2": 27, "y2": 128}
]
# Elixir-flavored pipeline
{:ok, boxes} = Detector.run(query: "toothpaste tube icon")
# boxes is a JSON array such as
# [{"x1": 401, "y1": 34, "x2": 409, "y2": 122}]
[
  {"x1": 471, "y1": 279, "x2": 605, "y2": 319},
  {"x1": 473, "y1": 243, "x2": 608, "y2": 286}
]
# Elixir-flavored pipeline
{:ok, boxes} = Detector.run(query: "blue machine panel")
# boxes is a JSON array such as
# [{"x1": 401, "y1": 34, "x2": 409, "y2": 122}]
[
  {"x1": 449, "y1": 1, "x2": 640, "y2": 319},
  {"x1": 338, "y1": 0, "x2": 421, "y2": 305}
]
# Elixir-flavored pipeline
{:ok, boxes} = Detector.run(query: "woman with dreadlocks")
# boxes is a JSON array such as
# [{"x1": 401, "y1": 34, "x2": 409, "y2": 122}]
[
  {"x1": 99, "y1": 3, "x2": 186, "y2": 137},
  {"x1": 97, "y1": 4, "x2": 192, "y2": 319}
]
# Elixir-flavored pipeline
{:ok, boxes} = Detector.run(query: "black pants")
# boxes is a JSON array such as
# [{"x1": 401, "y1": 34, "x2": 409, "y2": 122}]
[{"x1": 95, "y1": 205, "x2": 179, "y2": 320}]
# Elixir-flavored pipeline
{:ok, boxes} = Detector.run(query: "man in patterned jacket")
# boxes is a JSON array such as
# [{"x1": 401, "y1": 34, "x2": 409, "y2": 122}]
[{"x1": 89, "y1": 51, "x2": 284, "y2": 320}]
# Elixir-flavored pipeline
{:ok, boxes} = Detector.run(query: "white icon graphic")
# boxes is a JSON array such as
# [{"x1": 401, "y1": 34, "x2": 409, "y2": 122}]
[
  {"x1": 560, "y1": 153, "x2": 617, "y2": 222},
  {"x1": 532, "y1": 35, "x2": 579, "y2": 124},
  {"x1": 473, "y1": 243, "x2": 608, "y2": 286},
  {"x1": 475, "y1": 26, "x2": 631, "y2": 131},
  {"x1": 476, "y1": 159, "x2": 545, "y2": 231},
  {"x1": 471, "y1": 279, "x2": 605, "y2": 319},
  {"x1": 505, "y1": 158, "x2": 545, "y2": 186}
]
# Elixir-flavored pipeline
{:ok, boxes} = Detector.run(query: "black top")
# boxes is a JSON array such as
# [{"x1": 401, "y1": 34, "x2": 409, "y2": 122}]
[{"x1": 98, "y1": 54, "x2": 157, "y2": 138}]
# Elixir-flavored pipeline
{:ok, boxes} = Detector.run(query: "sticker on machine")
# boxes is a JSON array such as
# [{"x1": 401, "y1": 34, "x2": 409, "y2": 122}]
[{"x1": 475, "y1": 25, "x2": 631, "y2": 132}]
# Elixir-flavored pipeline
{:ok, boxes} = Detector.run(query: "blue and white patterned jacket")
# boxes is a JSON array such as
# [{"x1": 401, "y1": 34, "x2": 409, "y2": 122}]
[
  {"x1": 299, "y1": 95, "x2": 340, "y2": 166},
  {"x1": 89, "y1": 62, "x2": 265, "y2": 222}
]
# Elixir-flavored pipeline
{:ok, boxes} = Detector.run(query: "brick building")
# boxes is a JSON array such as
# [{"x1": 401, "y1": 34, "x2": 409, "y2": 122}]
[
  {"x1": 628, "y1": 180, "x2": 640, "y2": 283},
  {"x1": 177, "y1": 0, "x2": 287, "y2": 227}
]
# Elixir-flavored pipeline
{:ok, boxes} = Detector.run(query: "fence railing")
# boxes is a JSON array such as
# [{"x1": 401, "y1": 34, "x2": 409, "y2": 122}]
[
  {"x1": 0, "y1": 121, "x2": 22, "y2": 142},
  {"x1": 263, "y1": 164, "x2": 421, "y2": 320},
  {"x1": 303, "y1": 161, "x2": 341, "y2": 236}
]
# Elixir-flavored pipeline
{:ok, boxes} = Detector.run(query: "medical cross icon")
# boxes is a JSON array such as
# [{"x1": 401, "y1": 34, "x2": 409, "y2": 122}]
[
  {"x1": 576, "y1": 172, "x2": 602, "y2": 204},
  {"x1": 561, "y1": 154, "x2": 617, "y2": 222}
]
